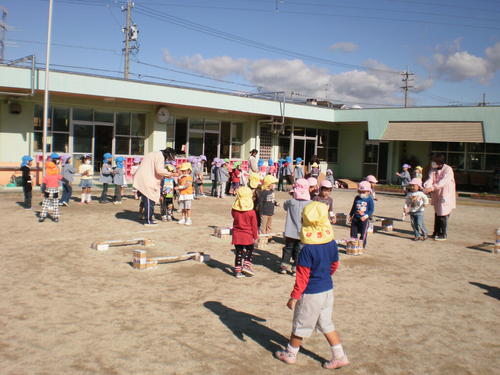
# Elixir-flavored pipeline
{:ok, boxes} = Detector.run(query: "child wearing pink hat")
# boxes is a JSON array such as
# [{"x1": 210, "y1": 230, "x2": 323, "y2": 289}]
[
  {"x1": 280, "y1": 178, "x2": 311, "y2": 275},
  {"x1": 348, "y1": 181, "x2": 374, "y2": 248},
  {"x1": 313, "y1": 180, "x2": 335, "y2": 223},
  {"x1": 403, "y1": 178, "x2": 429, "y2": 241},
  {"x1": 307, "y1": 177, "x2": 318, "y2": 197}
]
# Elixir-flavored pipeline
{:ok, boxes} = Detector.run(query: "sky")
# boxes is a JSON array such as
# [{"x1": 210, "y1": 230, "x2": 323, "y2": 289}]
[{"x1": 2, "y1": 0, "x2": 500, "y2": 107}]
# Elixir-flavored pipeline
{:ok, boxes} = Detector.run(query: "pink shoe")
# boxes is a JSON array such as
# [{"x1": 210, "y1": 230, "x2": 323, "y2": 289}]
[
  {"x1": 275, "y1": 350, "x2": 297, "y2": 364},
  {"x1": 322, "y1": 356, "x2": 349, "y2": 369}
]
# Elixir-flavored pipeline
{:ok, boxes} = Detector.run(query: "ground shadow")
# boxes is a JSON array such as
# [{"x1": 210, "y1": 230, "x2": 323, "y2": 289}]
[
  {"x1": 115, "y1": 210, "x2": 143, "y2": 224},
  {"x1": 252, "y1": 248, "x2": 282, "y2": 272},
  {"x1": 466, "y1": 243, "x2": 494, "y2": 253},
  {"x1": 375, "y1": 226, "x2": 415, "y2": 238},
  {"x1": 469, "y1": 282, "x2": 500, "y2": 301},
  {"x1": 203, "y1": 301, "x2": 326, "y2": 364},
  {"x1": 205, "y1": 258, "x2": 234, "y2": 276},
  {"x1": 15, "y1": 201, "x2": 25, "y2": 208}
]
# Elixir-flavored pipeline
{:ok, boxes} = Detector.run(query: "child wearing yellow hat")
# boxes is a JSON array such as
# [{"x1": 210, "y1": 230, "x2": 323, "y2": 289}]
[
  {"x1": 175, "y1": 162, "x2": 194, "y2": 225},
  {"x1": 231, "y1": 187, "x2": 259, "y2": 278},
  {"x1": 275, "y1": 202, "x2": 349, "y2": 369},
  {"x1": 258, "y1": 175, "x2": 279, "y2": 235}
]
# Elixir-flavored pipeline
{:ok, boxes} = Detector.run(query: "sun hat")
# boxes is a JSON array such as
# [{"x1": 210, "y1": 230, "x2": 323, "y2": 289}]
[
  {"x1": 312, "y1": 162, "x2": 319, "y2": 168},
  {"x1": 45, "y1": 161, "x2": 59, "y2": 175},
  {"x1": 402, "y1": 163, "x2": 411, "y2": 169},
  {"x1": 326, "y1": 169, "x2": 333, "y2": 175},
  {"x1": 366, "y1": 175, "x2": 378, "y2": 184},
  {"x1": 258, "y1": 159, "x2": 264, "y2": 167},
  {"x1": 61, "y1": 154, "x2": 72, "y2": 163},
  {"x1": 358, "y1": 180, "x2": 372, "y2": 192},
  {"x1": 295, "y1": 157, "x2": 303, "y2": 164},
  {"x1": 199, "y1": 155, "x2": 207, "y2": 161},
  {"x1": 232, "y1": 186, "x2": 254, "y2": 211},
  {"x1": 293, "y1": 178, "x2": 310, "y2": 200},
  {"x1": 50, "y1": 152, "x2": 60, "y2": 160},
  {"x1": 415, "y1": 165, "x2": 423, "y2": 171},
  {"x1": 248, "y1": 173, "x2": 261, "y2": 189},
  {"x1": 103, "y1": 153, "x2": 113, "y2": 162},
  {"x1": 133, "y1": 157, "x2": 141, "y2": 163},
  {"x1": 285, "y1": 156, "x2": 292, "y2": 163},
  {"x1": 166, "y1": 164, "x2": 175, "y2": 172},
  {"x1": 320, "y1": 180, "x2": 333, "y2": 189},
  {"x1": 21, "y1": 155, "x2": 33, "y2": 167},
  {"x1": 307, "y1": 177, "x2": 318, "y2": 187},
  {"x1": 300, "y1": 202, "x2": 334, "y2": 245},
  {"x1": 179, "y1": 162, "x2": 192, "y2": 171},
  {"x1": 409, "y1": 178, "x2": 422, "y2": 188},
  {"x1": 262, "y1": 175, "x2": 278, "y2": 190},
  {"x1": 268, "y1": 158, "x2": 274, "y2": 165},
  {"x1": 115, "y1": 156, "x2": 125, "y2": 168}
]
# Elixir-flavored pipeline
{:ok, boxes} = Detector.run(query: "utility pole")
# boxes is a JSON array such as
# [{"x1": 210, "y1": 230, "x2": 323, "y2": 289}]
[
  {"x1": 122, "y1": 1, "x2": 139, "y2": 79},
  {"x1": 401, "y1": 70, "x2": 414, "y2": 108},
  {"x1": 0, "y1": 6, "x2": 7, "y2": 62},
  {"x1": 479, "y1": 93, "x2": 487, "y2": 107}
]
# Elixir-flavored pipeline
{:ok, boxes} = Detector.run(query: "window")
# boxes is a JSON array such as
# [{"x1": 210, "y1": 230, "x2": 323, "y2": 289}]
[
  {"x1": 166, "y1": 116, "x2": 175, "y2": 149},
  {"x1": 230, "y1": 123, "x2": 243, "y2": 159},
  {"x1": 33, "y1": 104, "x2": 70, "y2": 153},
  {"x1": 431, "y1": 142, "x2": 500, "y2": 171},
  {"x1": 317, "y1": 129, "x2": 339, "y2": 163},
  {"x1": 174, "y1": 118, "x2": 188, "y2": 155},
  {"x1": 115, "y1": 112, "x2": 146, "y2": 155},
  {"x1": 220, "y1": 122, "x2": 231, "y2": 159}
]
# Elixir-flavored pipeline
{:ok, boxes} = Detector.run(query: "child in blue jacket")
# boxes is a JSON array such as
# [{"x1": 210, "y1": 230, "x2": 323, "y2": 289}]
[{"x1": 349, "y1": 181, "x2": 374, "y2": 248}]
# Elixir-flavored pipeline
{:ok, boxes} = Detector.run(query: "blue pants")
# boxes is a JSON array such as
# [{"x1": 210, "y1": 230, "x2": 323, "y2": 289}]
[
  {"x1": 141, "y1": 194, "x2": 155, "y2": 224},
  {"x1": 410, "y1": 212, "x2": 428, "y2": 238},
  {"x1": 61, "y1": 182, "x2": 72, "y2": 204}
]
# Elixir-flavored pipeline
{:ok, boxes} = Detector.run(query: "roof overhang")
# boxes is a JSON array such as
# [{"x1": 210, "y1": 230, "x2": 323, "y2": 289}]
[{"x1": 382, "y1": 121, "x2": 485, "y2": 142}]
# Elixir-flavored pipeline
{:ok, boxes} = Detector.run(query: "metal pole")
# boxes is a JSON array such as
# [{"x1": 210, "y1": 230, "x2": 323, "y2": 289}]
[
  {"x1": 42, "y1": 0, "x2": 54, "y2": 174},
  {"x1": 123, "y1": 1, "x2": 132, "y2": 79}
]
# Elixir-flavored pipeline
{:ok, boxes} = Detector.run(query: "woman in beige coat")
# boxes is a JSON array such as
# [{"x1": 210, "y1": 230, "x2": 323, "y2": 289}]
[{"x1": 133, "y1": 148, "x2": 175, "y2": 225}]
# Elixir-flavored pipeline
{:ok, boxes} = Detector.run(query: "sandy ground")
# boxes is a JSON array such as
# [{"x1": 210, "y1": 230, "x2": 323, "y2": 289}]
[{"x1": 0, "y1": 188, "x2": 499, "y2": 375}]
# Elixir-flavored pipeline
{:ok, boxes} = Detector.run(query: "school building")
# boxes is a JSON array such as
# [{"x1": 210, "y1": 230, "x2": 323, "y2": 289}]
[{"x1": 1, "y1": 64, "x2": 499, "y2": 190}]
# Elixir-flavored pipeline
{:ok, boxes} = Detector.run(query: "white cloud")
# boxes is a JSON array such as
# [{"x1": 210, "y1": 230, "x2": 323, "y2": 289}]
[
  {"x1": 162, "y1": 49, "x2": 432, "y2": 106},
  {"x1": 422, "y1": 40, "x2": 500, "y2": 84},
  {"x1": 329, "y1": 42, "x2": 358, "y2": 53}
]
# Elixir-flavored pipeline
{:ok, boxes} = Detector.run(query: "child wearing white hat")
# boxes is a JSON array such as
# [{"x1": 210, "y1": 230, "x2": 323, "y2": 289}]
[{"x1": 403, "y1": 178, "x2": 429, "y2": 241}]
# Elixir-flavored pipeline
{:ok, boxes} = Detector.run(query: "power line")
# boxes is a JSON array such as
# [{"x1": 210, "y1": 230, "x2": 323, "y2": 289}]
[{"x1": 6, "y1": 38, "x2": 121, "y2": 54}]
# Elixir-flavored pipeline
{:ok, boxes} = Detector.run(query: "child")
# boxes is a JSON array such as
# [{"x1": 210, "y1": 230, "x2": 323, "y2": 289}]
[
  {"x1": 280, "y1": 178, "x2": 311, "y2": 275},
  {"x1": 313, "y1": 180, "x2": 335, "y2": 223},
  {"x1": 160, "y1": 164, "x2": 176, "y2": 221},
  {"x1": 325, "y1": 169, "x2": 335, "y2": 188},
  {"x1": 60, "y1": 155, "x2": 76, "y2": 207},
  {"x1": 277, "y1": 158, "x2": 285, "y2": 191},
  {"x1": 258, "y1": 175, "x2": 279, "y2": 235},
  {"x1": 293, "y1": 157, "x2": 304, "y2": 180},
  {"x1": 210, "y1": 159, "x2": 218, "y2": 197},
  {"x1": 99, "y1": 153, "x2": 113, "y2": 203},
  {"x1": 403, "y1": 178, "x2": 429, "y2": 241},
  {"x1": 348, "y1": 181, "x2": 374, "y2": 249},
  {"x1": 275, "y1": 202, "x2": 348, "y2": 370},
  {"x1": 78, "y1": 154, "x2": 93, "y2": 204},
  {"x1": 231, "y1": 186, "x2": 259, "y2": 278},
  {"x1": 39, "y1": 161, "x2": 62, "y2": 222},
  {"x1": 130, "y1": 157, "x2": 141, "y2": 200},
  {"x1": 112, "y1": 156, "x2": 126, "y2": 204},
  {"x1": 20, "y1": 155, "x2": 33, "y2": 210},
  {"x1": 230, "y1": 162, "x2": 241, "y2": 195},
  {"x1": 414, "y1": 165, "x2": 423, "y2": 180},
  {"x1": 365, "y1": 175, "x2": 378, "y2": 201},
  {"x1": 309, "y1": 162, "x2": 320, "y2": 179},
  {"x1": 396, "y1": 164, "x2": 411, "y2": 191},
  {"x1": 175, "y1": 162, "x2": 194, "y2": 225},
  {"x1": 284, "y1": 156, "x2": 294, "y2": 189},
  {"x1": 216, "y1": 160, "x2": 229, "y2": 198},
  {"x1": 307, "y1": 177, "x2": 318, "y2": 197},
  {"x1": 198, "y1": 155, "x2": 207, "y2": 197},
  {"x1": 267, "y1": 158, "x2": 277, "y2": 177},
  {"x1": 258, "y1": 158, "x2": 267, "y2": 180}
]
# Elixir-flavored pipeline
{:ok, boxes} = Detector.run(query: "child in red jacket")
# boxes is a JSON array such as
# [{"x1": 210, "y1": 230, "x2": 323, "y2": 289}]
[
  {"x1": 39, "y1": 161, "x2": 62, "y2": 222},
  {"x1": 231, "y1": 186, "x2": 258, "y2": 278}
]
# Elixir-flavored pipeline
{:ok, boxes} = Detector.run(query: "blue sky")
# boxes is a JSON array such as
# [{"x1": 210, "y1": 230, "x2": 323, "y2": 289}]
[{"x1": 3, "y1": 0, "x2": 500, "y2": 107}]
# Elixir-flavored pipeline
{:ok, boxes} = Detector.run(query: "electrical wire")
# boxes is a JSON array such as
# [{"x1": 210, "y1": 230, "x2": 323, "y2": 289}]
[{"x1": 6, "y1": 38, "x2": 121, "y2": 54}]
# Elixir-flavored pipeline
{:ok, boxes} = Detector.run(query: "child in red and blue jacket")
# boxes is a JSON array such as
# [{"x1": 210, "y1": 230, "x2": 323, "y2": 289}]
[{"x1": 349, "y1": 181, "x2": 375, "y2": 248}]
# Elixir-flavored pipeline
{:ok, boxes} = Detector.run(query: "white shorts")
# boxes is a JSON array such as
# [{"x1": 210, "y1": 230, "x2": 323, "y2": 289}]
[
  {"x1": 179, "y1": 199, "x2": 192, "y2": 210},
  {"x1": 292, "y1": 289, "x2": 335, "y2": 337}
]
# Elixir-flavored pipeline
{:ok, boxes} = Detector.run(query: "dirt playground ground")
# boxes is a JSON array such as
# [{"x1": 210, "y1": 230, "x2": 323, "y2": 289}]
[{"x1": 0, "y1": 188, "x2": 499, "y2": 375}]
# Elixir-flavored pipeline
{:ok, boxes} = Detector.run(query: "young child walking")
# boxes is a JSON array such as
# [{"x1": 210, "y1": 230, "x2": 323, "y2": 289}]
[
  {"x1": 21, "y1": 155, "x2": 34, "y2": 210},
  {"x1": 131, "y1": 157, "x2": 141, "y2": 200},
  {"x1": 216, "y1": 160, "x2": 229, "y2": 198},
  {"x1": 258, "y1": 175, "x2": 279, "y2": 235},
  {"x1": 403, "y1": 178, "x2": 429, "y2": 241},
  {"x1": 39, "y1": 161, "x2": 62, "y2": 222},
  {"x1": 280, "y1": 178, "x2": 311, "y2": 275},
  {"x1": 175, "y1": 162, "x2": 194, "y2": 225},
  {"x1": 313, "y1": 180, "x2": 335, "y2": 223},
  {"x1": 160, "y1": 164, "x2": 176, "y2": 221},
  {"x1": 348, "y1": 181, "x2": 374, "y2": 248},
  {"x1": 275, "y1": 202, "x2": 349, "y2": 370},
  {"x1": 99, "y1": 153, "x2": 113, "y2": 203},
  {"x1": 293, "y1": 157, "x2": 304, "y2": 180},
  {"x1": 112, "y1": 156, "x2": 126, "y2": 204},
  {"x1": 78, "y1": 154, "x2": 93, "y2": 204},
  {"x1": 309, "y1": 162, "x2": 320, "y2": 179},
  {"x1": 229, "y1": 162, "x2": 241, "y2": 195},
  {"x1": 231, "y1": 186, "x2": 259, "y2": 278},
  {"x1": 60, "y1": 155, "x2": 76, "y2": 207},
  {"x1": 396, "y1": 163, "x2": 411, "y2": 191}
]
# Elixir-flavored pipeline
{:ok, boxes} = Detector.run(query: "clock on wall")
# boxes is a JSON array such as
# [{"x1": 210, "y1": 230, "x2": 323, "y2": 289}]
[{"x1": 156, "y1": 106, "x2": 170, "y2": 123}]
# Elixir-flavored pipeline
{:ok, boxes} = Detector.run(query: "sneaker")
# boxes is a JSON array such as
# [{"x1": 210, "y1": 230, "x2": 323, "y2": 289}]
[
  {"x1": 38, "y1": 217, "x2": 45, "y2": 223},
  {"x1": 178, "y1": 218, "x2": 186, "y2": 225},
  {"x1": 235, "y1": 272, "x2": 245, "y2": 279},
  {"x1": 279, "y1": 266, "x2": 288, "y2": 275},
  {"x1": 53, "y1": 218, "x2": 59, "y2": 222},
  {"x1": 167, "y1": 215, "x2": 173, "y2": 222},
  {"x1": 275, "y1": 350, "x2": 297, "y2": 365},
  {"x1": 24, "y1": 207, "x2": 32, "y2": 210},
  {"x1": 58, "y1": 202, "x2": 64, "y2": 206},
  {"x1": 322, "y1": 356, "x2": 349, "y2": 369},
  {"x1": 62, "y1": 201, "x2": 70, "y2": 207},
  {"x1": 434, "y1": 236, "x2": 447, "y2": 241},
  {"x1": 242, "y1": 265, "x2": 255, "y2": 277},
  {"x1": 161, "y1": 215, "x2": 168, "y2": 222},
  {"x1": 185, "y1": 219, "x2": 192, "y2": 226}
]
